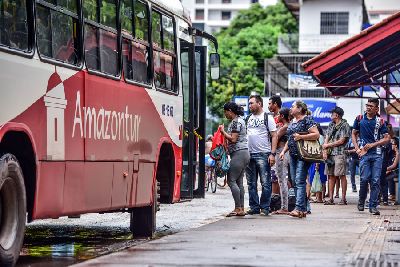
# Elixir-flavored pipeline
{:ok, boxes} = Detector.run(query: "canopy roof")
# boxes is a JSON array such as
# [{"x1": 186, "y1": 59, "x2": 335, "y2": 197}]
[{"x1": 302, "y1": 11, "x2": 400, "y2": 96}]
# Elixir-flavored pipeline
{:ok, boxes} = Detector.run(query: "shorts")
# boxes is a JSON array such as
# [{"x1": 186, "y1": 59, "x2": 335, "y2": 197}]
[{"x1": 325, "y1": 154, "x2": 347, "y2": 176}]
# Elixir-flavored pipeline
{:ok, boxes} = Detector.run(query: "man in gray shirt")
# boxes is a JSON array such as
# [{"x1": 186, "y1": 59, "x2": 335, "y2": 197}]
[{"x1": 246, "y1": 95, "x2": 278, "y2": 215}]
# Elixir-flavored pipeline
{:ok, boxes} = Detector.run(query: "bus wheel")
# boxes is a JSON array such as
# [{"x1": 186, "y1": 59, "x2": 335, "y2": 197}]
[
  {"x1": 0, "y1": 154, "x2": 27, "y2": 267},
  {"x1": 130, "y1": 181, "x2": 157, "y2": 238}
]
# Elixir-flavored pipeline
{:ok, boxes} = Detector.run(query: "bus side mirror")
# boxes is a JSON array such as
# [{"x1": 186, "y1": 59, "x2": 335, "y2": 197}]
[{"x1": 209, "y1": 53, "x2": 220, "y2": 80}]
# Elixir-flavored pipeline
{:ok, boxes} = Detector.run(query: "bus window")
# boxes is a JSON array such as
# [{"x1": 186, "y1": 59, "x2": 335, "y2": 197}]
[
  {"x1": 100, "y1": 0, "x2": 116, "y2": 29},
  {"x1": 152, "y1": 11, "x2": 176, "y2": 92},
  {"x1": 0, "y1": 0, "x2": 30, "y2": 51},
  {"x1": 36, "y1": 0, "x2": 80, "y2": 65},
  {"x1": 84, "y1": 0, "x2": 118, "y2": 76},
  {"x1": 151, "y1": 11, "x2": 161, "y2": 48},
  {"x1": 162, "y1": 16, "x2": 174, "y2": 52},
  {"x1": 121, "y1": 0, "x2": 150, "y2": 84}
]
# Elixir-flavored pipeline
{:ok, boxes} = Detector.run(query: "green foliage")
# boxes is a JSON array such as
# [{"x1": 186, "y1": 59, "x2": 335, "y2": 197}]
[{"x1": 207, "y1": 1, "x2": 297, "y2": 119}]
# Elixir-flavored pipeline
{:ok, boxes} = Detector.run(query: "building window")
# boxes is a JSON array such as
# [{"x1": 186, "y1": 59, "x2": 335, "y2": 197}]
[
  {"x1": 320, "y1": 12, "x2": 349, "y2": 35},
  {"x1": 222, "y1": 0, "x2": 231, "y2": 3},
  {"x1": 195, "y1": 9, "x2": 204, "y2": 20},
  {"x1": 221, "y1": 11, "x2": 231, "y2": 20},
  {"x1": 195, "y1": 0, "x2": 204, "y2": 3}
]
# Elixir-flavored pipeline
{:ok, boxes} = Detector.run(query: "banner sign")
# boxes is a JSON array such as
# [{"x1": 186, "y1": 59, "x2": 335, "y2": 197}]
[
  {"x1": 288, "y1": 74, "x2": 324, "y2": 90},
  {"x1": 282, "y1": 99, "x2": 336, "y2": 124}
]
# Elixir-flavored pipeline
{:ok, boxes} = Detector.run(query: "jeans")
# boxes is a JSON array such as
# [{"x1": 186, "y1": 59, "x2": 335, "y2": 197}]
[
  {"x1": 289, "y1": 155, "x2": 311, "y2": 212},
  {"x1": 246, "y1": 152, "x2": 272, "y2": 212},
  {"x1": 359, "y1": 153, "x2": 383, "y2": 209},
  {"x1": 348, "y1": 157, "x2": 359, "y2": 189}
]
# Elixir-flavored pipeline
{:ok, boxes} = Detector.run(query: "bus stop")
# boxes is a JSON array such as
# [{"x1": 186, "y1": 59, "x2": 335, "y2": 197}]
[{"x1": 302, "y1": 11, "x2": 400, "y2": 203}]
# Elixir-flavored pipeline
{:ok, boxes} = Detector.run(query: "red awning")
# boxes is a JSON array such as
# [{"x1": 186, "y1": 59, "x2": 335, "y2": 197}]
[{"x1": 302, "y1": 12, "x2": 400, "y2": 96}]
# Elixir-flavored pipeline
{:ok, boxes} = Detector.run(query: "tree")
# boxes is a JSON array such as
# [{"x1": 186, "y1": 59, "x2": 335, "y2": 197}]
[{"x1": 207, "y1": 1, "x2": 297, "y2": 118}]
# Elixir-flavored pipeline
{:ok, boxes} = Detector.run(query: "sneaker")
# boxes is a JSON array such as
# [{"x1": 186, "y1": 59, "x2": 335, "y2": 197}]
[
  {"x1": 260, "y1": 209, "x2": 269, "y2": 216},
  {"x1": 369, "y1": 208, "x2": 380, "y2": 215},
  {"x1": 246, "y1": 209, "x2": 260, "y2": 215},
  {"x1": 357, "y1": 201, "x2": 365, "y2": 211},
  {"x1": 383, "y1": 201, "x2": 389, "y2": 206}
]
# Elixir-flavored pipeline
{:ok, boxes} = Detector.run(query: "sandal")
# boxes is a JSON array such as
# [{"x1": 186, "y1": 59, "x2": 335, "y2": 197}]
[
  {"x1": 338, "y1": 199, "x2": 347, "y2": 205},
  {"x1": 226, "y1": 210, "x2": 238, "y2": 217},
  {"x1": 324, "y1": 199, "x2": 335, "y2": 205},
  {"x1": 289, "y1": 209, "x2": 305, "y2": 218},
  {"x1": 272, "y1": 209, "x2": 289, "y2": 215}
]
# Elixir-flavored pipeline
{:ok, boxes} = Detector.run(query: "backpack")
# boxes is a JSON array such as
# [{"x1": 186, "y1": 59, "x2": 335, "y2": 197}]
[
  {"x1": 209, "y1": 128, "x2": 230, "y2": 177},
  {"x1": 245, "y1": 112, "x2": 271, "y2": 141}
]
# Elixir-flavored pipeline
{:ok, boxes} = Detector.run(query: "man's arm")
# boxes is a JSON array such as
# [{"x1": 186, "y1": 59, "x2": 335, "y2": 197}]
[
  {"x1": 364, "y1": 133, "x2": 390, "y2": 150},
  {"x1": 352, "y1": 129, "x2": 360, "y2": 151},
  {"x1": 269, "y1": 131, "x2": 278, "y2": 166}
]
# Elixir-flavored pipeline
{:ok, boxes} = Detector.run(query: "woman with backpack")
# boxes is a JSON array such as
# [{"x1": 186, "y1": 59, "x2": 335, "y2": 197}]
[{"x1": 219, "y1": 102, "x2": 250, "y2": 217}]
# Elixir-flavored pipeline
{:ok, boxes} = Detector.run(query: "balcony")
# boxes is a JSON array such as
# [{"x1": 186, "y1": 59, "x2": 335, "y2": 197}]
[{"x1": 299, "y1": 34, "x2": 353, "y2": 53}]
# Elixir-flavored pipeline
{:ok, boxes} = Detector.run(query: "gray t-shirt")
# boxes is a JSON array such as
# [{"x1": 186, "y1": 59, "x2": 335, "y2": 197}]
[
  {"x1": 227, "y1": 117, "x2": 248, "y2": 154},
  {"x1": 247, "y1": 112, "x2": 277, "y2": 153}
]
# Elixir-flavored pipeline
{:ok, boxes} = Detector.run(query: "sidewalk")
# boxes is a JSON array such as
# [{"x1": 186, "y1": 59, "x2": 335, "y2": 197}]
[{"x1": 73, "y1": 191, "x2": 400, "y2": 267}]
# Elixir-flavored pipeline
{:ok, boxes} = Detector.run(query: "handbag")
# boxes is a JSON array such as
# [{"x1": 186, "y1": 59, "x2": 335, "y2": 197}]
[{"x1": 296, "y1": 132, "x2": 324, "y2": 163}]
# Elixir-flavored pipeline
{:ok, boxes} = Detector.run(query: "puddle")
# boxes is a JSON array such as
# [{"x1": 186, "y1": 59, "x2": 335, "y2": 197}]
[{"x1": 17, "y1": 224, "x2": 135, "y2": 267}]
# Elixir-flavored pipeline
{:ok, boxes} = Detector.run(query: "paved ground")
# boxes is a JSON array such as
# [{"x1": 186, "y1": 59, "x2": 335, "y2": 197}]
[{"x1": 73, "y1": 189, "x2": 400, "y2": 267}]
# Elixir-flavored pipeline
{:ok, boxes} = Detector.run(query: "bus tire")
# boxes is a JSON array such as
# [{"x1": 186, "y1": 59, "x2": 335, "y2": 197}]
[
  {"x1": 130, "y1": 183, "x2": 156, "y2": 238},
  {"x1": 0, "y1": 153, "x2": 26, "y2": 267}
]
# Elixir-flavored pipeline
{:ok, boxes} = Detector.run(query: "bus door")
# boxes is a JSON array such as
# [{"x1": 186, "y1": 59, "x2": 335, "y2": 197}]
[
  {"x1": 180, "y1": 40, "x2": 208, "y2": 199},
  {"x1": 193, "y1": 46, "x2": 207, "y2": 198},
  {"x1": 180, "y1": 39, "x2": 195, "y2": 199}
]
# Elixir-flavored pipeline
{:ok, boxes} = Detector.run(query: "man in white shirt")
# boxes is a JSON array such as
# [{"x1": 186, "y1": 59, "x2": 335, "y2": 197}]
[{"x1": 246, "y1": 95, "x2": 278, "y2": 216}]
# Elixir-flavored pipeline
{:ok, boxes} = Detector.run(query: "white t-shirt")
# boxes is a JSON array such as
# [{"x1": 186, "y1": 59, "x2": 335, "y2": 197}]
[{"x1": 247, "y1": 112, "x2": 277, "y2": 153}]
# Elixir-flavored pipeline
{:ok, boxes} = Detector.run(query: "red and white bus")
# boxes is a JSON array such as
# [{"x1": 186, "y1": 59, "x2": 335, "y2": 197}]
[{"x1": 0, "y1": 0, "x2": 219, "y2": 264}]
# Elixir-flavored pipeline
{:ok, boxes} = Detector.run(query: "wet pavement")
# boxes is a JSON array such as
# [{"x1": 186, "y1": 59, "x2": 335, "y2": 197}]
[
  {"x1": 72, "y1": 193, "x2": 400, "y2": 267},
  {"x1": 16, "y1": 185, "x2": 233, "y2": 266}
]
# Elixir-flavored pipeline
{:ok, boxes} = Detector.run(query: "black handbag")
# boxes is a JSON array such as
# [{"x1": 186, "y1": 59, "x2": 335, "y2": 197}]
[{"x1": 296, "y1": 132, "x2": 324, "y2": 163}]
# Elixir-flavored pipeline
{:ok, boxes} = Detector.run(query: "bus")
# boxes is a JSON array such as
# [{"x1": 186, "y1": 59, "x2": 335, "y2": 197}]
[{"x1": 0, "y1": 0, "x2": 219, "y2": 265}]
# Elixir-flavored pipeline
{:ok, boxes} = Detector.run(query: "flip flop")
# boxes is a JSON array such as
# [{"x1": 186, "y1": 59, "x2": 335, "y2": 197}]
[
  {"x1": 338, "y1": 200, "x2": 347, "y2": 205},
  {"x1": 324, "y1": 199, "x2": 335, "y2": 205}
]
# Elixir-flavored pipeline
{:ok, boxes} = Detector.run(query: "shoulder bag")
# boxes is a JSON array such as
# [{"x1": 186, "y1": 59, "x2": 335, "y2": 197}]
[{"x1": 296, "y1": 132, "x2": 324, "y2": 163}]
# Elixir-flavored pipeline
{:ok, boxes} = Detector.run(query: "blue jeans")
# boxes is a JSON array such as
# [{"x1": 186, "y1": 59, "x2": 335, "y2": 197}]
[
  {"x1": 289, "y1": 155, "x2": 311, "y2": 212},
  {"x1": 359, "y1": 153, "x2": 383, "y2": 209},
  {"x1": 246, "y1": 152, "x2": 272, "y2": 212},
  {"x1": 348, "y1": 157, "x2": 359, "y2": 189}
]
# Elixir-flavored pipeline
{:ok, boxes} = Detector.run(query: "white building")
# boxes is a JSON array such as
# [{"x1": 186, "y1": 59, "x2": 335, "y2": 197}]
[
  {"x1": 365, "y1": 0, "x2": 400, "y2": 24},
  {"x1": 181, "y1": 0, "x2": 277, "y2": 34},
  {"x1": 298, "y1": 0, "x2": 367, "y2": 53}
]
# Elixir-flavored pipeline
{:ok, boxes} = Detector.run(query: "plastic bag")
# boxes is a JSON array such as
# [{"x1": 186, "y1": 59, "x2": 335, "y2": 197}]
[
  {"x1": 210, "y1": 128, "x2": 225, "y2": 156},
  {"x1": 311, "y1": 170, "x2": 322, "y2": 193},
  {"x1": 211, "y1": 146, "x2": 230, "y2": 177}
]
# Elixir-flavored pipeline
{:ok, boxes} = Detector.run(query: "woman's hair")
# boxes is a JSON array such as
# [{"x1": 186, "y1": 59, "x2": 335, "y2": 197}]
[
  {"x1": 279, "y1": 107, "x2": 290, "y2": 121},
  {"x1": 294, "y1": 100, "x2": 308, "y2": 115},
  {"x1": 223, "y1": 102, "x2": 244, "y2": 116},
  {"x1": 392, "y1": 137, "x2": 399, "y2": 148}
]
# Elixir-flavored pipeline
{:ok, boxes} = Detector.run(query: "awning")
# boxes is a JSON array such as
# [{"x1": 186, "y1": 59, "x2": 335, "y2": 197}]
[{"x1": 302, "y1": 12, "x2": 400, "y2": 96}]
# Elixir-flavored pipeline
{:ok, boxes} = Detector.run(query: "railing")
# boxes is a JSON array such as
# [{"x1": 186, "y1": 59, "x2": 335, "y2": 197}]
[{"x1": 278, "y1": 33, "x2": 299, "y2": 54}]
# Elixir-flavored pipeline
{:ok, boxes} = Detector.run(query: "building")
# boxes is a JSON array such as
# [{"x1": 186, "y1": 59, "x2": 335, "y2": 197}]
[
  {"x1": 265, "y1": 0, "x2": 369, "y2": 97},
  {"x1": 365, "y1": 0, "x2": 400, "y2": 24},
  {"x1": 181, "y1": 0, "x2": 277, "y2": 34}
]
